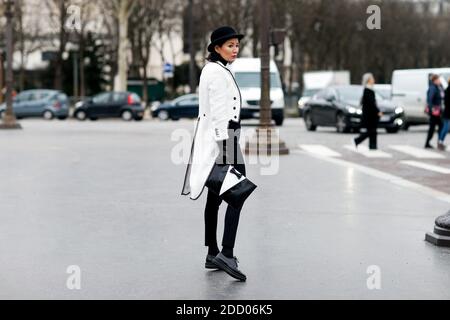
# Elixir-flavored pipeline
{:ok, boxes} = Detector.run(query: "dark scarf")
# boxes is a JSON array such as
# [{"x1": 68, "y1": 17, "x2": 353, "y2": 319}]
[{"x1": 217, "y1": 54, "x2": 228, "y2": 66}]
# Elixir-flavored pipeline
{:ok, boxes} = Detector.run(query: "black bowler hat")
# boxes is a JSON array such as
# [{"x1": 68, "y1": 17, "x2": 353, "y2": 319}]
[{"x1": 207, "y1": 26, "x2": 244, "y2": 53}]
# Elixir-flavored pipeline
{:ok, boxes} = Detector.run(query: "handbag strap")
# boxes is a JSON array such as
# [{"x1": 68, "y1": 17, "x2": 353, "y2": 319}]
[{"x1": 230, "y1": 167, "x2": 243, "y2": 179}]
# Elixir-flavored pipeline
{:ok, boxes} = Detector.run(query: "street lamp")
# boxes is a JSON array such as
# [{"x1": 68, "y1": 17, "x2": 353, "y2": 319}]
[
  {"x1": 0, "y1": 0, "x2": 21, "y2": 129},
  {"x1": 245, "y1": 0, "x2": 288, "y2": 155}
]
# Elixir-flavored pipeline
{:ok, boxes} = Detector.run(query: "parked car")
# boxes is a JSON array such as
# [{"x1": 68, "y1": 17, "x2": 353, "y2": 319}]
[
  {"x1": 391, "y1": 68, "x2": 450, "y2": 128},
  {"x1": 232, "y1": 58, "x2": 285, "y2": 126},
  {"x1": 0, "y1": 89, "x2": 69, "y2": 120},
  {"x1": 303, "y1": 85, "x2": 405, "y2": 133},
  {"x1": 150, "y1": 94, "x2": 199, "y2": 121},
  {"x1": 73, "y1": 91, "x2": 144, "y2": 121}
]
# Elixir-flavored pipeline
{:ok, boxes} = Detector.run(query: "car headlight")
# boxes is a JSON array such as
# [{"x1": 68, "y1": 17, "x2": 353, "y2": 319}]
[
  {"x1": 150, "y1": 102, "x2": 161, "y2": 112},
  {"x1": 298, "y1": 98, "x2": 308, "y2": 109},
  {"x1": 346, "y1": 106, "x2": 363, "y2": 115},
  {"x1": 346, "y1": 106, "x2": 357, "y2": 114},
  {"x1": 75, "y1": 101, "x2": 83, "y2": 108},
  {"x1": 395, "y1": 107, "x2": 404, "y2": 115}
]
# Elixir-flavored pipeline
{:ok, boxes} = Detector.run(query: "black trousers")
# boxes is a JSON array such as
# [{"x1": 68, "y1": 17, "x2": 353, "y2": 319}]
[
  {"x1": 355, "y1": 125, "x2": 378, "y2": 150},
  {"x1": 205, "y1": 121, "x2": 245, "y2": 249},
  {"x1": 426, "y1": 115, "x2": 443, "y2": 145}
]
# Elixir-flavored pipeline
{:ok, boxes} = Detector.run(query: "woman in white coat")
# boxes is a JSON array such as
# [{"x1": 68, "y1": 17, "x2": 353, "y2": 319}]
[{"x1": 181, "y1": 26, "x2": 248, "y2": 281}]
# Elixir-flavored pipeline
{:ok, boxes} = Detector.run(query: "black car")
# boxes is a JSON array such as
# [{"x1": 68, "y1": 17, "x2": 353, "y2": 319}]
[
  {"x1": 74, "y1": 91, "x2": 144, "y2": 121},
  {"x1": 151, "y1": 94, "x2": 199, "y2": 121},
  {"x1": 303, "y1": 85, "x2": 405, "y2": 133}
]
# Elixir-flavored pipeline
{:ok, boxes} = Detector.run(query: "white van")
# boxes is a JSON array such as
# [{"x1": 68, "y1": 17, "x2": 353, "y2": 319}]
[
  {"x1": 391, "y1": 68, "x2": 450, "y2": 127},
  {"x1": 230, "y1": 58, "x2": 285, "y2": 126}
]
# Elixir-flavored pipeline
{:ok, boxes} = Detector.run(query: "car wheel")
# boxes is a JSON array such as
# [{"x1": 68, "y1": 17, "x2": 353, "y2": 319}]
[
  {"x1": 304, "y1": 112, "x2": 317, "y2": 131},
  {"x1": 157, "y1": 110, "x2": 170, "y2": 121},
  {"x1": 386, "y1": 128, "x2": 399, "y2": 134},
  {"x1": 274, "y1": 116, "x2": 284, "y2": 126},
  {"x1": 43, "y1": 110, "x2": 54, "y2": 120},
  {"x1": 402, "y1": 123, "x2": 410, "y2": 131},
  {"x1": 336, "y1": 113, "x2": 350, "y2": 133},
  {"x1": 75, "y1": 110, "x2": 87, "y2": 121},
  {"x1": 121, "y1": 110, "x2": 133, "y2": 121}
]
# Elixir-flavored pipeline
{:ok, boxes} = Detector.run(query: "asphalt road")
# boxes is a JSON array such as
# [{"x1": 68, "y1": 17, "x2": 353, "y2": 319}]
[{"x1": 0, "y1": 118, "x2": 449, "y2": 299}]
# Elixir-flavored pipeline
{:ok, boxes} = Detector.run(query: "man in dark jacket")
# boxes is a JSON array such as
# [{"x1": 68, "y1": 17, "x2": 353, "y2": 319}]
[
  {"x1": 425, "y1": 74, "x2": 444, "y2": 149},
  {"x1": 354, "y1": 73, "x2": 381, "y2": 150},
  {"x1": 438, "y1": 78, "x2": 450, "y2": 150}
]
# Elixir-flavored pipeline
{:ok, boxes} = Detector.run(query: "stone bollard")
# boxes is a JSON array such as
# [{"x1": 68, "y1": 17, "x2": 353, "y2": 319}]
[{"x1": 425, "y1": 211, "x2": 450, "y2": 247}]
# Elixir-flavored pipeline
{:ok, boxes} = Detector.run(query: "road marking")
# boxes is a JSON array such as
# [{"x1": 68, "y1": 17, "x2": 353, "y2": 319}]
[
  {"x1": 344, "y1": 145, "x2": 393, "y2": 158},
  {"x1": 400, "y1": 161, "x2": 450, "y2": 174},
  {"x1": 389, "y1": 145, "x2": 445, "y2": 159},
  {"x1": 292, "y1": 150, "x2": 450, "y2": 204},
  {"x1": 299, "y1": 144, "x2": 342, "y2": 158}
]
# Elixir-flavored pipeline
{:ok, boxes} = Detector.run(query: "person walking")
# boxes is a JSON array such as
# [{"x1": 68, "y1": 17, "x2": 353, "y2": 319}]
[
  {"x1": 425, "y1": 74, "x2": 444, "y2": 149},
  {"x1": 437, "y1": 78, "x2": 450, "y2": 151},
  {"x1": 353, "y1": 73, "x2": 382, "y2": 150},
  {"x1": 181, "y1": 26, "x2": 248, "y2": 281}
]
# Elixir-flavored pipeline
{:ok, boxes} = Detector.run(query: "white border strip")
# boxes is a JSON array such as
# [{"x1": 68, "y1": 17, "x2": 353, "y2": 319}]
[{"x1": 292, "y1": 150, "x2": 450, "y2": 204}]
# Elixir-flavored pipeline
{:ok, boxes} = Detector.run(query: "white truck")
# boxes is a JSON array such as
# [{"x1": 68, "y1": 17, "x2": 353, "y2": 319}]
[
  {"x1": 391, "y1": 68, "x2": 450, "y2": 128},
  {"x1": 298, "y1": 71, "x2": 350, "y2": 116}
]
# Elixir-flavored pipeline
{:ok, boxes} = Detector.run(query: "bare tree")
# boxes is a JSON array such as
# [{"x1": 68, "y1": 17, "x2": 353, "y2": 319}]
[
  {"x1": 110, "y1": 0, "x2": 137, "y2": 91},
  {"x1": 44, "y1": 0, "x2": 71, "y2": 90},
  {"x1": 128, "y1": 0, "x2": 162, "y2": 105},
  {"x1": 98, "y1": 0, "x2": 120, "y2": 91}
]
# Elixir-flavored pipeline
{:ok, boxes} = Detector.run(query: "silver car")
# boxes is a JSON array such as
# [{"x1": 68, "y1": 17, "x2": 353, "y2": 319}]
[{"x1": 0, "y1": 89, "x2": 69, "y2": 120}]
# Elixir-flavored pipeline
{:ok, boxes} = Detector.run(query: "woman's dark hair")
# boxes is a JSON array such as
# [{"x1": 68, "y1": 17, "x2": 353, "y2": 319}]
[
  {"x1": 431, "y1": 74, "x2": 439, "y2": 82},
  {"x1": 206, "y1": 44, "x2": 225, "y2": 62}
]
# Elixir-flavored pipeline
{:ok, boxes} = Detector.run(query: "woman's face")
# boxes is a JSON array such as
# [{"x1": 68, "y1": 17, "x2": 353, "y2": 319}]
[
  {"x1": 215, "y1": 38, "x2": 240, "y2": 63},
  {"x1": 368, "y1": 76, "x2": 375, "y2": 85}
]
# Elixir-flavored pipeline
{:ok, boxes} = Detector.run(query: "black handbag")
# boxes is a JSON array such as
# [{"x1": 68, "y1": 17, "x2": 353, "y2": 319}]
[{"x1": 205, "y1": 164, "x2": 257, "y2": 210}]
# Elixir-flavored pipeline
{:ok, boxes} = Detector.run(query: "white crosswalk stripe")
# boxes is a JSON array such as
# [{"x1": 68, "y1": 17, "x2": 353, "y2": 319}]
[
  {"x1": 299, "y1": 144, "x2": 449, "y2": 161},
  {"x1": 299, "y1": 144, "x2": 342, "y2": 157},
  {"x1": 389, "y1": 145, "x2": 445, "y2": 159},
  {"x1": 400, "y1": 161, "x2": 450, "y2": 174},
  {"x1": 343, "y1": 145, "x2": 393, "y2": 158}
]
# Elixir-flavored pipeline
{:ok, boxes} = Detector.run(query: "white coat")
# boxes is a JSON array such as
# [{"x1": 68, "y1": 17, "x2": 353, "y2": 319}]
[{"x1": 181, "y1": 60, "x2": 243, "y2": 200}]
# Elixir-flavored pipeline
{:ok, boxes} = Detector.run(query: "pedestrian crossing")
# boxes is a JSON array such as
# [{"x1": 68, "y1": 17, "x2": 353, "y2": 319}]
[
  {"x1": 299, "y1": 144, "x2": 342, "y2": 158},
  {"x1": 299, "y1": 144, "x2": 447, "y2": 159},
  {"x1": 400, "y1": 161, "x2": 450, "y2": 174},
  {"x1": 299, "y1": 144, "x2": 450, "y2": 175},
  {"x1": 343, "y1": 145, "x2": 393, "y2": 158},
  {"x1": 389, "y1": 145, "x2": 445, "y2": 159}
]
